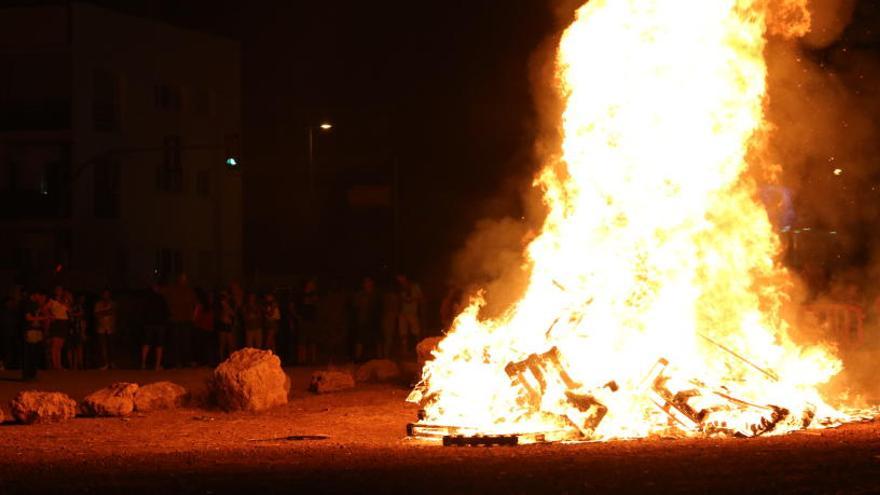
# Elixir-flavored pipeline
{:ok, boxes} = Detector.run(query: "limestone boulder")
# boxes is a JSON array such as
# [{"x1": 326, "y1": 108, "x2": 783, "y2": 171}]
[
  {"x1": 309, "y1": 370, "x2": 355, "y2": 394},
  {"x1": 81, "y1": 382, "x2": 139, "y2": 417},
  {"x1": 10, "y1": 391, "x2": 77, "y2": 424},
  {"x1": 134, "y1": 381, "x2": 189, "y2": 412},
  {"x1": 211, "y1": 348, "x2": 290, "y2": 412},
  {"x1": 355, "y1": 359, "x2": 401, "y2": 383}
]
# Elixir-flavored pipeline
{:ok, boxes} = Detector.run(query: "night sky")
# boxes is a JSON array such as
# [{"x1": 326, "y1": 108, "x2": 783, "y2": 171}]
[{"x1": 36, "y1": 0, "x2": 880, "y2": 294}]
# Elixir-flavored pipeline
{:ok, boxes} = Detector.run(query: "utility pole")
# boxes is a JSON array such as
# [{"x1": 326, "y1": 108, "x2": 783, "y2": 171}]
[
  {"x1": 307, "y1": 123, "x2": 333, "y2": 224},
  {"x1": 393, "y1": 155, "x2": 401, "y2": 273}
]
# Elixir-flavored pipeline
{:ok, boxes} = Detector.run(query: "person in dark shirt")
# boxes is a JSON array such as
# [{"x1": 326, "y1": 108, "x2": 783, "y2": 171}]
[
  {"x1": 263, "y1": 293, "x2": 281, "y2": 353},
  {"x1": 0, "y1": 296, "x2": 16, "y2": 371},
  {"x1": 297, "y1": 278, "x2": 320, "y2": 364},
  {"x1": 216, "y1": 291, "x2": 236, "y2": 361},
  {"x1": 67, "y1": 294, "x2": 87, "y2": 370},
  {"x1": 22, "y1": 291, "x2": 48, "y2": 381},
  {"x1": 352, "y1": 276, "x2": 381, "y2": 361},
  {"x1": 283, "y1": 297, "x2": 299, "y2": 364},
  {"x1": 141, "y1": 284, "x2": 169, "y2": 370},
  {"x1": 192, "y1": 289, "x2": 215, "y2": 366}
]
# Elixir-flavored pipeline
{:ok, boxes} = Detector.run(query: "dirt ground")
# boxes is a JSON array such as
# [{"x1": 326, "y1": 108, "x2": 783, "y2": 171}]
[{"x1": 0, "y1": 368, "x2": 878, "y2": 495}]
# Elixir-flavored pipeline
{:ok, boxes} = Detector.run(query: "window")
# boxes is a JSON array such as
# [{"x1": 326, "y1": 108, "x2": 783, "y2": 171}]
[
  {"x1": 0, "y1": 53, "x2": 71, "y2": 131},
  {"x1": 93, "y1": 68, "x2": 122, "y2": 131},
  {"x1": 154, "y1": 83, "x2": 182, "y2": 111},
  {"x1": 1, "y1": 144, "x2": 66, "y2": 193},
  {"x1": 93, "y1": 158, "x2": 120, "y2": 218},
  {"x1": 198, "y1": 250, "x2": 214, "y2": 282},
  {"x1": 156, "y1": 136, "x2": 182, "y2": 192},
  {"x1": 12, "y1": 246, "x2": 33, "y2": 271},
  {"x1": 12, "y1": 147, "x2": 46, "y2": 192},
  {"x1": 193, "y1": 88, "x2": 214, "y2": 117},
  {"x1": 54, "y1": 230, "x2": 71, "y2": 270},
  {"x1": 115, "y1": 247, "x2": 128, "y2": 287},
  {"x1": 0, "y1": 143, "x2": 71, "y2": 219},
  {"x1": 155, "y1": 248, "x2": 183, "y2": 280},
  {"x1": 196, "y1": 169, "x2": 211, "y2": 196}
]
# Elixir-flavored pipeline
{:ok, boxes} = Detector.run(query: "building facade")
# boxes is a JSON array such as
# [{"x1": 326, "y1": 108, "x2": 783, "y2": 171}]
[{"x1": 0, "y1": 3, "x2": 242, "y2": 290}]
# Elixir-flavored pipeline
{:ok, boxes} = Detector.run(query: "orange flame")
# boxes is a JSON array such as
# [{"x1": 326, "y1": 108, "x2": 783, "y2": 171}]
[{"x1": 409, "y1": 0, "x2": 853, "y2": 440}]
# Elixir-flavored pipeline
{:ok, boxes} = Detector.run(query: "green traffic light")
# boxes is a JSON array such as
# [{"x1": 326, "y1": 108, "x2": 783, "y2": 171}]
[{"x1": 226, "y1": 157, "x2": 238, "y2": 168}]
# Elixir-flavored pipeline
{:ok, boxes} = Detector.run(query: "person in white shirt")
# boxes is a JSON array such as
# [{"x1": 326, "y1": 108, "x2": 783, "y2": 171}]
[
  {"x1": 45, "y1": 286, "x2": 70, "y2": 370},
  {"x1": 263, "y1": 293, "x2": 281, "y2": 353},
  {"x1": 94, "y1": 289, "x2": 117, "y2": 370}
]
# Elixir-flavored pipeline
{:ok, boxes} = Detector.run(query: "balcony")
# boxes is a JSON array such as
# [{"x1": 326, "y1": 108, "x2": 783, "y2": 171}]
[{"x1": 0, "y1": 99, "x2": 70, "y2": 131}]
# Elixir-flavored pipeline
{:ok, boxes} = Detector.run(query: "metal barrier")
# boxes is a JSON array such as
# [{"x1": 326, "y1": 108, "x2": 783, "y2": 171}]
[{"x1": 803, "y1": 303, "x2": 864, "y2": 347}]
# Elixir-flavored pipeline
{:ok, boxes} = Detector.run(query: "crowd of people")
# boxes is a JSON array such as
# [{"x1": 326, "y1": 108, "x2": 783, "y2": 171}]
[{"x1": 0, "y1": 272, "x2": 449, "y2": 380}]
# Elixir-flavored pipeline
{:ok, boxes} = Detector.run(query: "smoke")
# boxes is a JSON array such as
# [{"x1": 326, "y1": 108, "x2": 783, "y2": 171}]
[
  {"x1": 801, "y1": 0, "x2": 858, "y2": 48},
  {"x1": 448, "y1": 218, "x2": 529, "y2": 317},
  {"x1": 445, "y1": 3, "x2": 575, "y2": 320},
  {"x1": 762, "y1": 0, "x2": 880, "y2": 402},
  {"x1": 765, "y1": 0, "x2": 878, "y2": 233},
  {"x1": 763, "y1": 0, "x2": 876, "y2": 278}
]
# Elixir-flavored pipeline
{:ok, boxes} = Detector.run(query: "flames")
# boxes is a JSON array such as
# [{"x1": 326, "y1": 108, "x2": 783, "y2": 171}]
[{"x1": 409, "y1": 0, "x2": 855, "y2": 440}]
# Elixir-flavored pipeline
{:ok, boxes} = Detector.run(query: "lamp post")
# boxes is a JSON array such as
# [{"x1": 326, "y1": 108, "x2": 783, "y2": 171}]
[
  {"x1": 305, "y1": 120, "x2": 401, "y2": 272},
  {"x1": 307, "y1": 122, "x2": 333, "y2": 210}
]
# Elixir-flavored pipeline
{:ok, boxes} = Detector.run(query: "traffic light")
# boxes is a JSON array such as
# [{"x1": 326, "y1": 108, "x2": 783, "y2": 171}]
[{"x1": 224, "y1": 133, "x2": 241, "y2": 169}]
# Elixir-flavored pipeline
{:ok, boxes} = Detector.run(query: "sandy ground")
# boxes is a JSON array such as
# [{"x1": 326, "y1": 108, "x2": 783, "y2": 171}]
[{"x1": 0, "y1": 368, "x2": 878, "y2": 494}]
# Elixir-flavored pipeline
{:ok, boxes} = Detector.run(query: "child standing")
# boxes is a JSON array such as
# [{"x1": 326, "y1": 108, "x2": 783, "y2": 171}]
[
  {"x1": 263, "y1": 293, "x2": 281, "y2": 353},
  {"x1": 243, "y1": 293, "x2": 263, "y2": 349},
  {"x1": 217, "y1": 292, "x2": 236, "y2": 361},
  {"x1": 67, "y1": 294, "x2": 87, "y2": 370}
]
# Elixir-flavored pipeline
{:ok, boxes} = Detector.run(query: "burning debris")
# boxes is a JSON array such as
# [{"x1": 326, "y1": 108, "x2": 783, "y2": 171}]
[
  {"x1": 504, "y1": 347, "x2": 616, "y2": 438},
  {"x1": 410, "y1": 342, "x2": 822, "y2": 445},
  {"x1": 642, "y1": 357, "x2": 803, "y2": 439}
]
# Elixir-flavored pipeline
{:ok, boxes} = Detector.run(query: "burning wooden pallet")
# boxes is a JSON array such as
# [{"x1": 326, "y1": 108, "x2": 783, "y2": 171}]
[
  {"x1": 642, "y1": 356, "x2": 811, "y2": 438},
  {"x1": 504, "y1": 346, "x2": 618, "y2": 438},
  {"x1": 409, "y1": 340, "x2": 818, "y2": 446},
  {"x1": 406, "y1": 422, "x2": 573, "y2": 446}
]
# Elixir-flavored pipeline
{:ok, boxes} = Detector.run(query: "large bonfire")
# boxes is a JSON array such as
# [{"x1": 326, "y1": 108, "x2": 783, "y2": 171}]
[{"x1": 409, "y1": 0, "x2": 854, "y2": 441}]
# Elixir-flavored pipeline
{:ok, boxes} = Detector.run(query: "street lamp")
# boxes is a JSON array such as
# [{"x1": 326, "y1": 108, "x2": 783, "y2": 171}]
[{"x1": 308, "y1": 122, "x2": 333, "y2": 217}]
